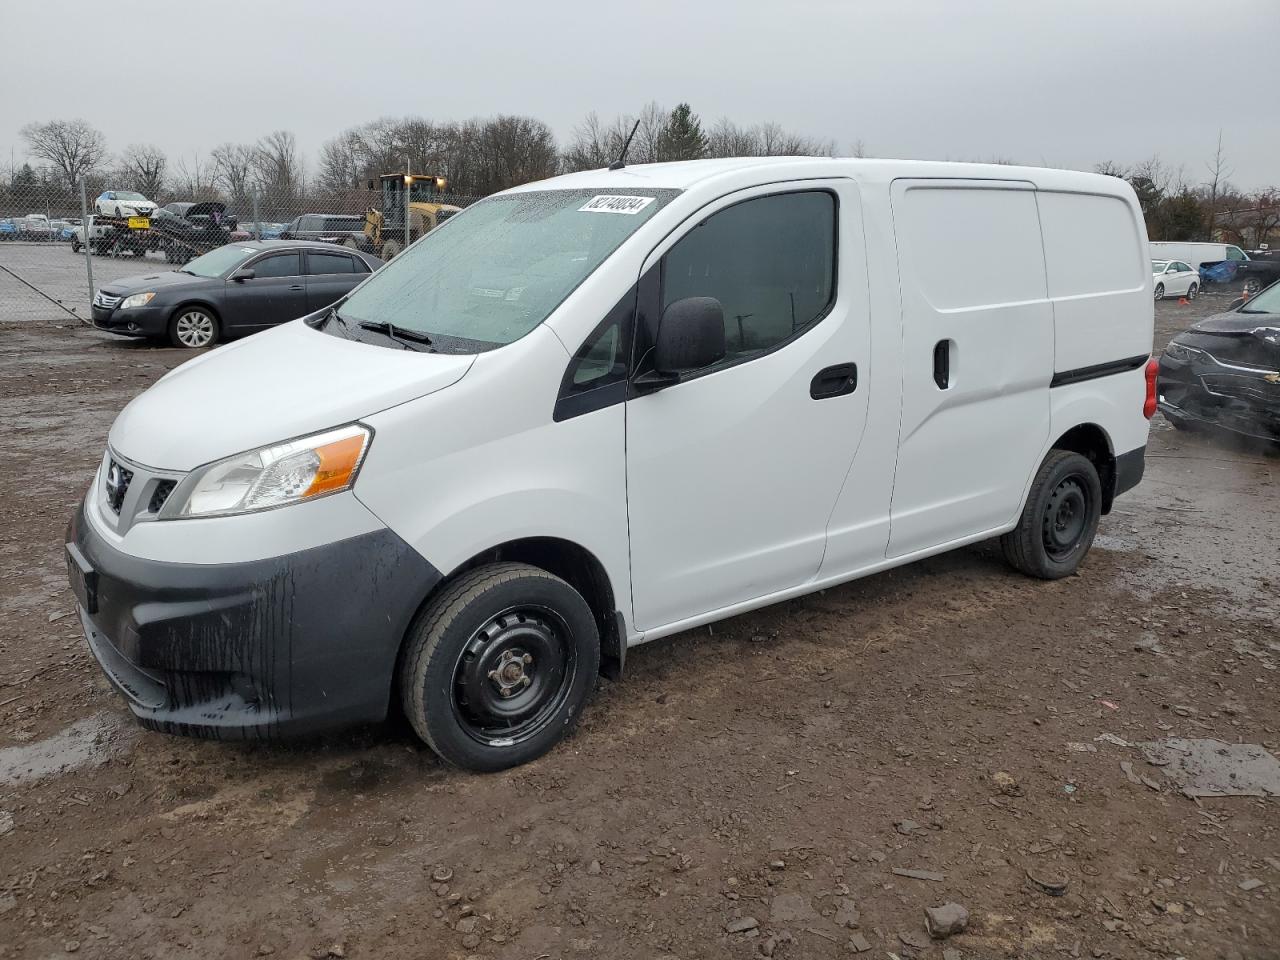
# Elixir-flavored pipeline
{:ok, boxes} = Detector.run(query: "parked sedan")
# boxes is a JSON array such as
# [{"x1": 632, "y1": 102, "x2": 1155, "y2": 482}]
[
  {"x1": 1157, "y1": 280, "x2": 1280, "y2": 442},
  {"x1": 90, "y1": 240, "x2": 383, "y2": 349},
  {"x1": 95, "y1": 191, "x2": 158, "y2": 218},
  {"x1": 1152, "y1": 260, "x2": 1199, "y2": 301}
]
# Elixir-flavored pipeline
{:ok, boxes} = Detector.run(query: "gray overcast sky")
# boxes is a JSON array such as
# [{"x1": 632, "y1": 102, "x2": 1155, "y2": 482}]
[{"x1": 3, "y1": 0, "x2": 1277, "y2": 188}]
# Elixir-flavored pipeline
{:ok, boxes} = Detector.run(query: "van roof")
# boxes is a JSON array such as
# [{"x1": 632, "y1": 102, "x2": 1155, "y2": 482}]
[{"x1": 505, "y1": 156, "x2": 1131, "y2": 197}]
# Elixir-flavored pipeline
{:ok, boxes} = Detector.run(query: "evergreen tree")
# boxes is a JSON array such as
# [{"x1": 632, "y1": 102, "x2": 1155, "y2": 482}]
[{"x1": 657, "y1": 103, "x2": 708, "y2": 162}]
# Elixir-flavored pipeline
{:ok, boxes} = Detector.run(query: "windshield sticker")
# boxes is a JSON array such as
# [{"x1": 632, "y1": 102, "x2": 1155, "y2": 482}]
[{"x1": 579, "y1": 195, "x2": 655, "y2": 215}]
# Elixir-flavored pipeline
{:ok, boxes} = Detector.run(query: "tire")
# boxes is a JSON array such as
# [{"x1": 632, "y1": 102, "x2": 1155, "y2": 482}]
[
  {"x1": 1244, "y1": 277, "x2": 1262, "y2": 297},
  {"x1": 168, "y1": 307, "x2": 219, "y2": 349},
  {"x1": 380, "y1": 238, "x2": 402, "y2": 260},
  {"x1": 1000, "y1": 450, "x2": 1102, "y2": 580},
  {"x1": 399, "y1": 562, "x2": 600, "y2": 772},
  {"x1": 1153, "y1": 283, "x2": 1165, "y2": 301},
  {"x1": 71, "y1": 240, "x2": 80, "y2": 253},
  {"x1": 114, "y1": 205, "x2": 122, "y2": 217},
  {"x1": 1186, "y1": 282, "x2": 1198, "y2": 301}
]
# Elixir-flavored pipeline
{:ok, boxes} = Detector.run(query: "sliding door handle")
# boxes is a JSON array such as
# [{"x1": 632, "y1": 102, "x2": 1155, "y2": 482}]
[{"x1": 933, "y1": 340, "x2": 952, "y2": 389}]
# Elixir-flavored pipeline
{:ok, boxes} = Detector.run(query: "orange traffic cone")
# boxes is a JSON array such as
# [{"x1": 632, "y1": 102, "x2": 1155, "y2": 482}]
[{"x1": 1177, "y1": 297, "x2": 1189, "y2": 305}]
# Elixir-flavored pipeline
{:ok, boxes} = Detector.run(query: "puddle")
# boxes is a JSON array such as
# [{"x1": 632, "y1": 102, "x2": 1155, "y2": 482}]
[
  {"x1": 0, "y1": 713, "x2": 131, "y2": 786},
  {"x1": 1142, "y1": 738, "x2": 1280, "y2": 798}
]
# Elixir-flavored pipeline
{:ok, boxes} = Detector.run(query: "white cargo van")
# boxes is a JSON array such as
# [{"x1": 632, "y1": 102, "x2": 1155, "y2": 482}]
[
  {"x1": 66, "y1": 158, "x2": 1156, "y2": 771},
  {"x1": 1149, "y1": 240, "x2": 1249, "y2": 272}
]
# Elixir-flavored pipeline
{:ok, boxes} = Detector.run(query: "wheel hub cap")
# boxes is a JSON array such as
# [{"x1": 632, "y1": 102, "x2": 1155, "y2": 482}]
[{"x1": 488, "y1": 648, "x2": 533, "y2": 697}]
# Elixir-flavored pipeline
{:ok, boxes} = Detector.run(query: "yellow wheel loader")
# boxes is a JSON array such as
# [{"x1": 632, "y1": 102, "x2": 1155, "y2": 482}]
[{"x1": 345, "y1": 173, "x2": 462, "y2": 260}]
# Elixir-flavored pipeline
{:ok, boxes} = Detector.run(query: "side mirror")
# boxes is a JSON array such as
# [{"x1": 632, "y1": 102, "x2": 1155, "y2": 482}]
[
  {"x1": 654, "y1": 297, "x2": 726, "y2": 374},
  {"x1": 230, "y1": 267, "x2": 255, "y2": 282}
]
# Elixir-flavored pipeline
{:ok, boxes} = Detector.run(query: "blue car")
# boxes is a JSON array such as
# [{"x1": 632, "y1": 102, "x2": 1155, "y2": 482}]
[{"x1": 0, "y1": 219, "x2": 18, "y2": 240}]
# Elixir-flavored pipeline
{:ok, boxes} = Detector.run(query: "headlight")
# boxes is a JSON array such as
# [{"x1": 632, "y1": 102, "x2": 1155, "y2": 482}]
[
  {"x1": 1164, "y1": 341, "x2": 1202, "y2": 363},
  {"x1": 120, "y1": 292, "x2": 156, "y2": 309},
  {"x1": 160, "y1": 424, "x2": 371, "y2": 519}
]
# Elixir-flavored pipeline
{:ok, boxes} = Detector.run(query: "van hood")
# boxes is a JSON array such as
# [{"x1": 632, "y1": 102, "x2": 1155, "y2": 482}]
[{"x1": 109, "y1": 320, "x2": 475, "y2": 471}]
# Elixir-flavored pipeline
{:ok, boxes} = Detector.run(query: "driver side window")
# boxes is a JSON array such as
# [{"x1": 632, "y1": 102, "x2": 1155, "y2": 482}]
[{"x1": 659, "y1": 191, "x2": 837, "y2": 371}]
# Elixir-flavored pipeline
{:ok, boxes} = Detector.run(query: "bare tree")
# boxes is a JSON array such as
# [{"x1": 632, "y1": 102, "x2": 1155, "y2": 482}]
[
  {"x1": 119, "y1": 144, "x2": 167, "y2": 198},
  {"x1": 1203, "y1": 130, "x2": 1233, "y2": 242},
  {"x1": 20, "y1": 119, "x2": 108, "y2": 189},
  {"x1": 210, "y1": 142, "x2": 256, "y2": 207},
  {"x1": 173, "y1": 152, "x2": 217, "y2": 199},
  {"x1": 252, "y1": 130, "x2": 304, "y2": 206},
  {"x1": 563, "y1": 112, "x2": 629, "y2": 171}
]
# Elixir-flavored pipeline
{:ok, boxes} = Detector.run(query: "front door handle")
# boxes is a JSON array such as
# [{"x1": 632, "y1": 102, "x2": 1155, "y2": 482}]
[
  {"x1": 810, "y1": 362, "x2": 857, "y2": 399},
  {"x1": 289, "y1": 284, "x2": 304, "y2": 291}
]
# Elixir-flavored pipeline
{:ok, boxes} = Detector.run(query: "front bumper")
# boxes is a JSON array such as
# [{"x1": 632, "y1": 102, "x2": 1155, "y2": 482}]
[
  {"x1": 91, "y1": 304, "x2": 169, "y2": 337},
  {"x1": 66, "y1": 501, "x2": 441, "y2": 739},
  {"x1": 1157, "y1": 352, "x2": 1280, "y2": 442}
]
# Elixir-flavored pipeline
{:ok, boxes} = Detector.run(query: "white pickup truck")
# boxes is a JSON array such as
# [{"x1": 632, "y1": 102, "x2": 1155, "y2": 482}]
[{"x1": 69, "y1": 220, "x2": 112, "y2": 252}]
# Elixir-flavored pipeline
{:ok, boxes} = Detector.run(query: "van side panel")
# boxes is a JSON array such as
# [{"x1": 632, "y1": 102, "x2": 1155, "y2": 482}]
[
  {"x1": 1037, "y1": 191, "x2": 1151, "y2": 374},
  {"x1": 886, "y1": 181, "x2": 1053, "y2": 558},
  {"x1": 818, "y1": 181, "x2": 900, "y2": 576}
]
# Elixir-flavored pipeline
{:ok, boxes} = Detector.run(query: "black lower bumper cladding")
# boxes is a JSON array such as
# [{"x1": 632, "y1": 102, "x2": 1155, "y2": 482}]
[
  {"x1": 1158, "y1": 344, "x2": 1280, "y2": 443},
  {"x1": 66, "y1": 502, "x2": 441, "y2": 739}
]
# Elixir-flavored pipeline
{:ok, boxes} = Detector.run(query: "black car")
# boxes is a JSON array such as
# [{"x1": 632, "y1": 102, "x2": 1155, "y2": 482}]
[
  {"x1": 153, "y1": 201, "x2": 238, "y2": 263},
  {"x1": 1157, "y1": 280, "x2": 1280, "y2": 442},
  {"x1": 90, "y1": 240, "x2": 383, "y2": 349},
  {"x1": 280, "y1": 213, "x2": 367, "y2": 245}
]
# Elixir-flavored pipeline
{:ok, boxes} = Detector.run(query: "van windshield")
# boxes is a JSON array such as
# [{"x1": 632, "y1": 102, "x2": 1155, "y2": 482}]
[{"x1": 336, "y1": 188, "x2": 678, "y2": 352}]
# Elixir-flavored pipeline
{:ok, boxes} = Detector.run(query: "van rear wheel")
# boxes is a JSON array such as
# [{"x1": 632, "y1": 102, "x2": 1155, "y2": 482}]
[
  {"x1": 399, "y1": 562, "x2": 600, "y2": 772},
  {"x1": 1001, "y1": 450, "x2": 1102, "y2": 580}
]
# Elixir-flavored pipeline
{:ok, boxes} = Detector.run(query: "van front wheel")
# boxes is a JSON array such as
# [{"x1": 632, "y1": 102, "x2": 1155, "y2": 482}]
[
  {"x1": 400, "y1": 562, "x2": 600, "y2": 772},
  {"x1": 1001, "y1": 450, "x2": 1102, "y2": 580}
]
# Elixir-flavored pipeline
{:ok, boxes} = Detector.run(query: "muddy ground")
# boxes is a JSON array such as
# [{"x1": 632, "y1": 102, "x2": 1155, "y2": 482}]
[{"x1": 1, "y1": 292, "x2": 1277, "y2": 960}]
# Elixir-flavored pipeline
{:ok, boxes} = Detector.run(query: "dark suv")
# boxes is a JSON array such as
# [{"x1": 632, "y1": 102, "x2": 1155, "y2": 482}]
[{"x1": 280, "y1": 214, "x2": 366, "y2": 245}]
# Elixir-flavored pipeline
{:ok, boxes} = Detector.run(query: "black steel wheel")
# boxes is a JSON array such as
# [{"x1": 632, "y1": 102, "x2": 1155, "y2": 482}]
[
  {"x1": 1041, "y1": 475, "x2": 1089, "y2": 562},
  {"x1": 1001, "y1": 450, "x2": 1102, "y2": 579},
  {"x1": 400, "y1": 562, "x2": 600, "y2": 771},
  {"x1": 450, "y1": 604, "x2": 576, "y2": 747}
]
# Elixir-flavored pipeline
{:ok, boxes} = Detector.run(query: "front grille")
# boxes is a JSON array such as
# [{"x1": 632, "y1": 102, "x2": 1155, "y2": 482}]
[
  {"x1": 149, "y1": 480, "x2": 176, "y2": 514},
  {"x1": 104, "y1": 458, "x2": 134, "y2": 514},
  {"x1": 93, "y1": 291, "x2": 121, "y2": 310},
  {"x1": 1201, "y1": 374, "x2": 1280, "y2": 405}
]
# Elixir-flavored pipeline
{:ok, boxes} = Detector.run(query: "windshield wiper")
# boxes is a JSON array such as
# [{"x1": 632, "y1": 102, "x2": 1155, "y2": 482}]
[{"x1": 358, "y1": 320, "x2": 433, "y2": 350}]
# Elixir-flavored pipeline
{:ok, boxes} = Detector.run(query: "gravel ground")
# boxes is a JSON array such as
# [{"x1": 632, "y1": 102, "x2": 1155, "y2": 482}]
[
  {"x1": 0, "y1": 242, "x2": 162, "y2": 323},
  {"x1": 0, "y1": 290, "x2": 1277, "y2": 960}
]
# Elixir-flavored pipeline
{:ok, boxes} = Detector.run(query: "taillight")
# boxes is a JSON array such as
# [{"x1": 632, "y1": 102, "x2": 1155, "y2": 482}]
[{"x1": 1143, "y1": 357, "x2": 1159, "y2": 419}]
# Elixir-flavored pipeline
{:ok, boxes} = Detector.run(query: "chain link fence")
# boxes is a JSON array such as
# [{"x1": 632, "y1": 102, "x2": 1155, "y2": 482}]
[{"x1": 0, "y1": 179, "x2": 479, "y2": 325}]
